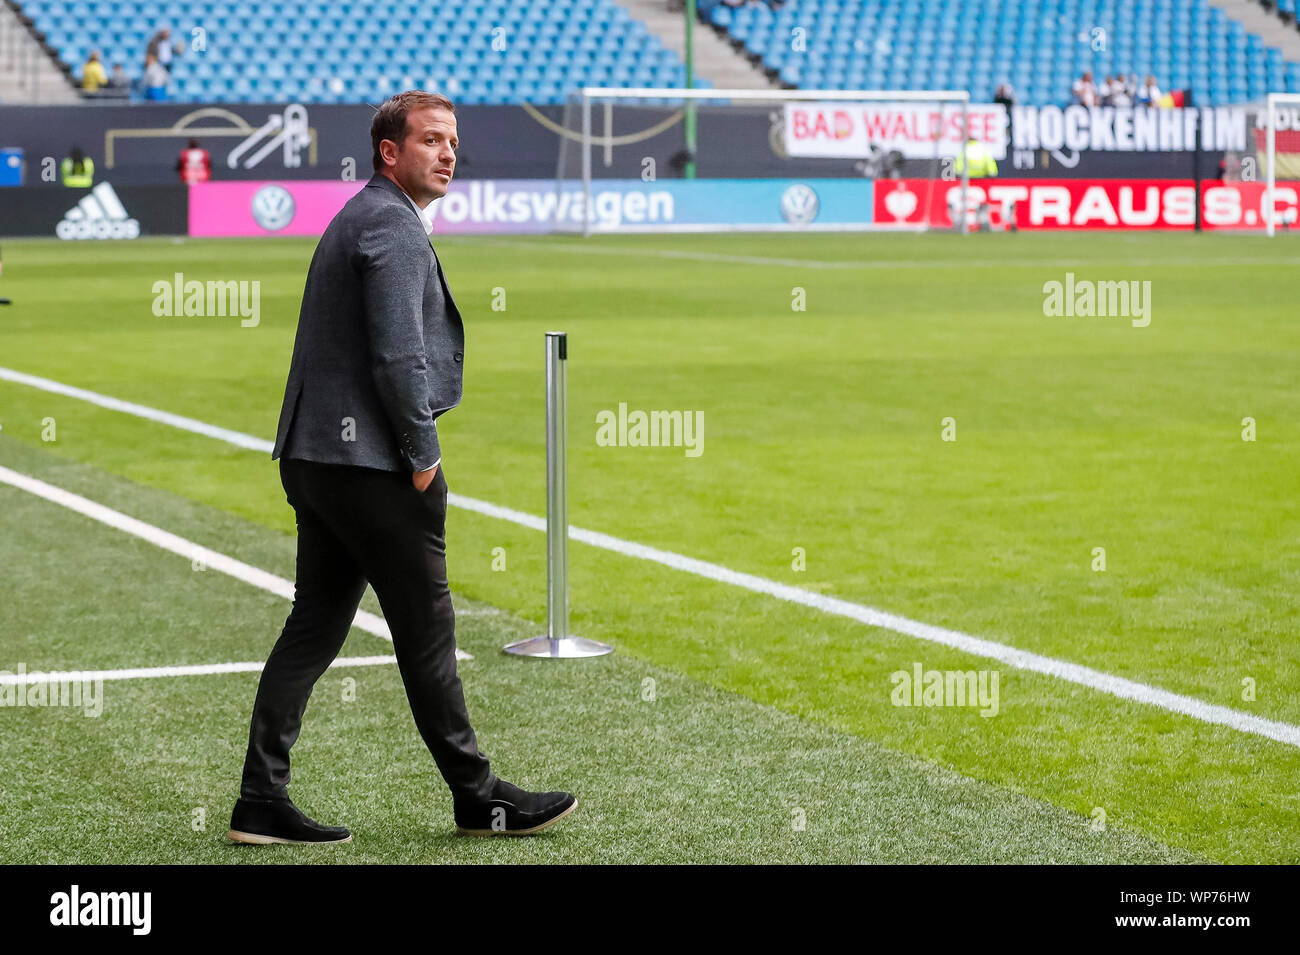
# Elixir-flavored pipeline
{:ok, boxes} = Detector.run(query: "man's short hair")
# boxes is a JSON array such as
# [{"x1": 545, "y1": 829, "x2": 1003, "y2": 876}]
[{"x1": 371, "y1": 90, "x2": 456, "y2": 172}]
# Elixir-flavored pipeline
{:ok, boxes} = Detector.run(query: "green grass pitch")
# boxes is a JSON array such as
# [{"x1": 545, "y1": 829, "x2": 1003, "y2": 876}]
[{"x1": 0, "y1": 230, "x2": 1296, "y2": 863}]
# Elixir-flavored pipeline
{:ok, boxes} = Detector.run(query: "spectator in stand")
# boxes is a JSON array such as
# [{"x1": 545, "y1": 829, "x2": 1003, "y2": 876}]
[
  {"x1": 1072, "y1": 70, "x2": 1097, "y2": 106},
  {"x1": 105, "y1": 63, "x2": 129, "y2": 94},
  {"x1": 144, "y1": 53, "x2": 169, "y2": 100},
  {"x1": 145, "y1": 26, "x2": 185, "y2": 75},
  {"x1": 1125, "y1": 73, "x2": 1140, "y2": 101},
  {"x1": 1107, "y1": 75, "x2": 1132, "y2": 107},
  {"x1": 177, "y1": 138, "x2": 211, "y2": 183},
  {"x1": 1137, "y1": 74, "x2": 1162, "y2": 106},
  {"x1": 81, "y1": 51, "x2": 107, "y2": 92},
  {"x1": 994, "y1": 82, "x2": 1016, "y2": 143}
]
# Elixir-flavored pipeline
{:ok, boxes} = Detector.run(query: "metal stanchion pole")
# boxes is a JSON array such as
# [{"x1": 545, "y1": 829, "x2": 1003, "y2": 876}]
[
  {"x1": 503, "y1": 332, "x2": 613, "y2": 659},
  {"x1": 960, "y1": 97, "x2": 969, "y2": 235},
  {"x1": 581, "y1": 94, "x2": 592, "y2": 238},
  {"x1": 1267, "y1": 94, "x2": 1277, "y2": 239}
]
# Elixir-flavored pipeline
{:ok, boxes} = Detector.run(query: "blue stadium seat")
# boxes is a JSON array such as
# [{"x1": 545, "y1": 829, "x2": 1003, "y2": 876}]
[
  {"x1": 704, "y1": 0, "x2": 1300, "y2": 105},
  {"x1": 28, "y1": 0, "x2": 1300, "y2": 106},
  {"x1": 26, "y1": 0, "x2": 694, "y2": 104}
]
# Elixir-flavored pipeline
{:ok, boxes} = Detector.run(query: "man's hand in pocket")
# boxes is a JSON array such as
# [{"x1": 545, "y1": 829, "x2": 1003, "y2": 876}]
[{"x1": 413, "y1": 464, "x2": 439, "y2": 492}]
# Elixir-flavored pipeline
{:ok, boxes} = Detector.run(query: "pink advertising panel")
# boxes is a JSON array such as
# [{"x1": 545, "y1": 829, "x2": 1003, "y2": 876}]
[{"x1": 189, "y1": 180, "x2": 365, "y2": 237}]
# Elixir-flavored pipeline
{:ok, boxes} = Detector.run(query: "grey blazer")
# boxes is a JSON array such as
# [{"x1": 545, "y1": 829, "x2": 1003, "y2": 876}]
[{"x1": 272, "y1": 173, "x2": 463, "y2": 473}]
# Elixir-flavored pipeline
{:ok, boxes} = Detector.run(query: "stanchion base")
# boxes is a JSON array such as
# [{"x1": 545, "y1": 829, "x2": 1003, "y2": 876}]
[{"x1": 502, "y1": 635, "x2": 614, "y2": 658}]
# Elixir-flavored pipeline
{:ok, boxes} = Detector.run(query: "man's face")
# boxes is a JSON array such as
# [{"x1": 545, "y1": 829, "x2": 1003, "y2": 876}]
[{"x1": 385, "y1": 107, "x2": 458, "y2": 205}]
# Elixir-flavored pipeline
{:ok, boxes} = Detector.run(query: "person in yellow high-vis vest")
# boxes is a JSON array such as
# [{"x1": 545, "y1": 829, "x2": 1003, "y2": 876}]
[
  {"x1": 81, "y1": 51, "x2": 107, "y2": 92},
  {"x1": 61, "y1": 147, "x2": 94, "y2": 187},
  {"x1": 954, "y1": 137, "x2": 998, "y2": 178}
]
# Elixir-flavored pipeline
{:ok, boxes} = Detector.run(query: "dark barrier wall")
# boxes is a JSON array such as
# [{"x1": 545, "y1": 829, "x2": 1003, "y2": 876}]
[
  {"x1": 0, "y1": 184, "x2": 188, "y2": 238},
  {"x1": 0, "y1": 100, "x2": 1226, "y2": 187},
  {"x1": 0, "y1": 103, "x2": 553, "y2": 186},
  {"x1": 0, "y1": 101, "x2": 863, "y2": 185},
  {"x1": 992, "y1": 148, "x2": 1212, "y2": 179}
]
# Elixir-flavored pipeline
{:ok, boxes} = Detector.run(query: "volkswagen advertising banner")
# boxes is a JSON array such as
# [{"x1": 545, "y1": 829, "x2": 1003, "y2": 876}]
[{"x1": 189, "y1": 178, "x2": 876, "y2": 235}]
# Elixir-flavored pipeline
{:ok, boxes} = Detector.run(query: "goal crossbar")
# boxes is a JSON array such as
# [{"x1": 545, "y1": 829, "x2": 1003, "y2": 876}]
[{"x1": 580, "y1": 87, "x2": 972, "y2": 102}]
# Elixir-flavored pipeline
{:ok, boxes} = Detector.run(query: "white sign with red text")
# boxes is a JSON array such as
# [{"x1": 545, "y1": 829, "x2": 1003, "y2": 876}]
[{"x1": 784, "y1": 103, "x2": 1007, "y2": 160}]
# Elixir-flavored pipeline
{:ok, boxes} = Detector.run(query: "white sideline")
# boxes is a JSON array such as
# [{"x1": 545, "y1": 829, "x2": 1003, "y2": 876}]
[
  {"x1": 0, "y1": 461, "x2": 472, "y2": 663},
  {"x1": 455, "y1": 238, "x2": 1300, "y2": 272},
  {"x1": 2, "y1": 367, "x2": 1298, "y2": 749},
  {"x1": 0, "y1": 655, "x2": 398, "y2": 686},
  {"x1": 0, "y1": 367, "x2": 275, "y2": 452}
]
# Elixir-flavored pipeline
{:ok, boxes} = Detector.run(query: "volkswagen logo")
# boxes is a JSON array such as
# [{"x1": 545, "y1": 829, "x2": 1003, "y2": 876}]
[
  {"x1": 251, "y1": 184, "x2": 295, "y2": 231},
  {"x1": 780, "y1": 184, "x2": 819, "y2": 225}
]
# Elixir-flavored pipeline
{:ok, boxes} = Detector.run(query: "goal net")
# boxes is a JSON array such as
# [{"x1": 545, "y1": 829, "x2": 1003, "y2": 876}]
[
  {"x1": 1216, "y1": 94, "x2": 1300, "y2": 233},
  {"x1": 548, "y1": 87, "x2": 985, "y2": 234},
  {"x1": 1263, "y1": 93, "x2": 1300, "y2": 236}
]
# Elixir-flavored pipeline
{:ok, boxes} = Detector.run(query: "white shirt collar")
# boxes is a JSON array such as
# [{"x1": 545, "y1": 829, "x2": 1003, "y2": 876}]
[{"x1": 401, "y1": 190, "x2": 434, "y2": 236}]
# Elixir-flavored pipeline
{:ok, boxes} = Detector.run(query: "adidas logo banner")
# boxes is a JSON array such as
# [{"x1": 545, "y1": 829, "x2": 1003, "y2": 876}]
[{"x1": 57, "y1": 183, "x2": 141, "y2": 240}]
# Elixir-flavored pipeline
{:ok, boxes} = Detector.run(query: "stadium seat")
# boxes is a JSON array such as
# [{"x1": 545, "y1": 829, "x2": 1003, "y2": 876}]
[
  {"x1": 702, "y1": 0, "x2": 1298, "y2": 105},
  {"x1": 24, "y1": 0, "x2": 1300, "y2": 106},
  {"x1": 22, "y1": 0, "x2": 693, "y2": 104}
]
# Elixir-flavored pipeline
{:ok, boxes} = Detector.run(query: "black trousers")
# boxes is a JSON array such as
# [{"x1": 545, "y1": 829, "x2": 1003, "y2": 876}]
[{"x1": 238, "y1": 457, "x2": 496, "y2": 803}]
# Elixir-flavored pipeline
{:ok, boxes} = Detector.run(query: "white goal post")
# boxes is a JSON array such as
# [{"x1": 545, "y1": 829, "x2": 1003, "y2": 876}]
[
  {"x1": 557, "y1": 86, "x2": 975, "y2": 235},
  {"x1": 1265, "y1": 92, "x2": 1300, "y2": 237}
]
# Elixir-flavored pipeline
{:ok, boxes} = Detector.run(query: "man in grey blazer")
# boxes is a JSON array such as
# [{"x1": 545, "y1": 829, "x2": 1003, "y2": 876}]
[{"x1": 228, "y1": 90, "x2": 576, "y2": 843}]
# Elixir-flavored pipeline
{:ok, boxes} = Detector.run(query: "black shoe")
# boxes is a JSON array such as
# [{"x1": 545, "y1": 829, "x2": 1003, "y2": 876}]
[
  {"x1": 453, "y1": 778, "x2": 578, "y2": 836},
  {"x1": 227, "y1": 796, "x2": 352, "y2": 845}
]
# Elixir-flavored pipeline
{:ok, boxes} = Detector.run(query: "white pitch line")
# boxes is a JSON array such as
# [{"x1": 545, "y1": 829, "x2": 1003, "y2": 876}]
[
  {"x1": 0, "y1": 367, "x2": 275, "y2": 453},
  {"x1": 0, "y1": 463, "x2": 472, "y2": 662},
  {"x1": 0, "y1": 655, "x2": 398, "y2": 686},
  {"x1": 3, "y1": 368, "x2": 1297, "y2": 749},
  {"x1": 451, "y1": 238, "x2": 1300, "y2": 272}
]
